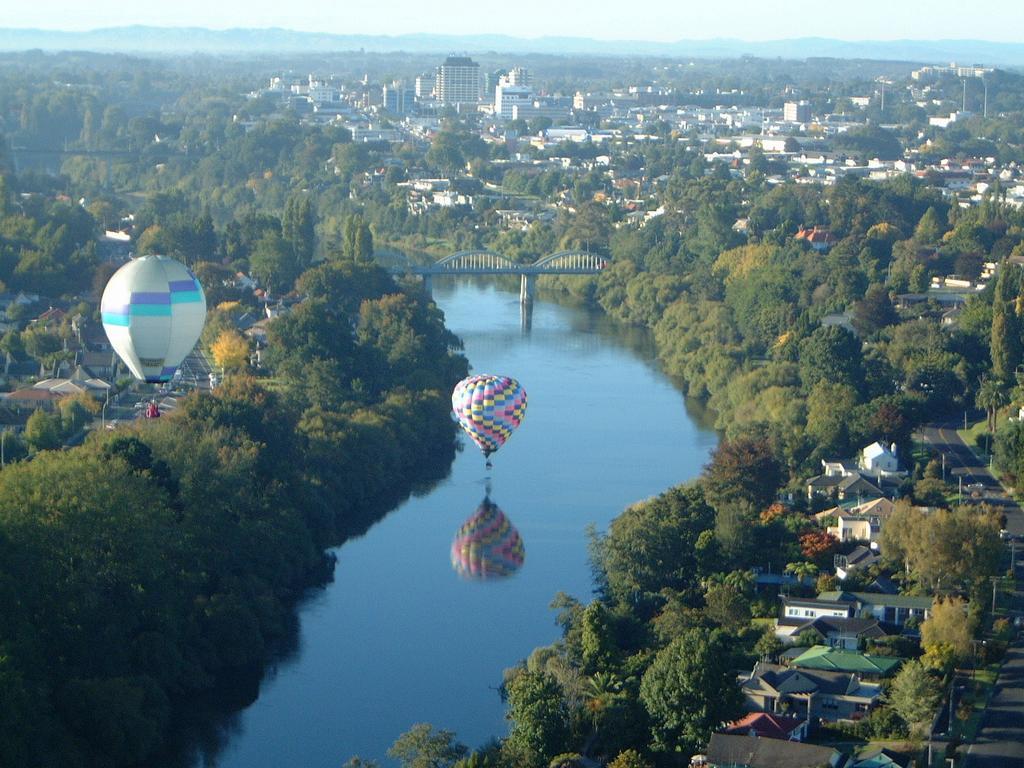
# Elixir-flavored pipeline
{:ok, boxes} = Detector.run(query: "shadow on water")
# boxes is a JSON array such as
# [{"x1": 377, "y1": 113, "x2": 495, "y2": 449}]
[{"x1": 150, "y1": 447, "x2": 458, "y2": 768}]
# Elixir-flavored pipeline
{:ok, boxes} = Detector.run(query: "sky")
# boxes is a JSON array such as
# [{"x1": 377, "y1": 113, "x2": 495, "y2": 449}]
[{"x1": 6, "y1": 0, "x2": 1024, "y2": 43}]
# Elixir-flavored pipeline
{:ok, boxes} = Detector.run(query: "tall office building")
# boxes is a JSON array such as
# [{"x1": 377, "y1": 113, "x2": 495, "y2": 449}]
[
  {"x1": 435, "y1": 55, "x2": 482, "y2": 106},
  {"x1": 784, "y1": 101, "x2": 812, "y2": 123},
  {"x1": 508, "y1": 67, "x2": 530, "y2": 87}
]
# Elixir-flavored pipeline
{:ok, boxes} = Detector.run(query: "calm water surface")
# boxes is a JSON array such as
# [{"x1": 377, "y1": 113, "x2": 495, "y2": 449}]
[{"x1": 202, "y1": 280, "x2": 717, "y2": 767}]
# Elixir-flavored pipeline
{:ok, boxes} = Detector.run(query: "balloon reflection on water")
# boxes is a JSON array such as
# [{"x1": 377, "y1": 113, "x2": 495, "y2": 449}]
[{"x1": 450, "y1": 497, "x2": 525, "y2": 580}]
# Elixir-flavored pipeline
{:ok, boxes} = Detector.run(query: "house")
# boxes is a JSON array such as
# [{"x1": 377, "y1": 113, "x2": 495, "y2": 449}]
[
  {"x1": 697, "y1": 734, "x2": 849, "y2": 768},
  {"x1": 805, "y1": 471, "x2": 883, "y2": 501},
  {"x1": 775, "y1": 614, "x2": 888, "y2": 649},
  {"x1": 806, "y1": 441, "x2": 907, "y2": 500},
  {"x1": 824, "y1": 498, "x2": 895, "y2": 545},
  {"x1": 859, "y1": 442, "x2": 900, "y2": 479},
  {"x1": 3, "y1": 387, "x2": 66, "y2": 412},
  {"x1": 788, "y1": 646, "x2": 902, "y2": 679},
  {"x1": 740, "y1": 662, "x2": 882, "y2": 722},
  {"x1": 780, "y1": 596, "x2": 853, "y2": 624},
  {"x1": 850, "y1": 748, "x2": 909, "y2": 768},
  {"x1": 834, "y1": 545, "x2": 881, "y2": 581},
  {"x1": 817, "y1": 591, "x2": 933, "y2": 628},
  {"x1": 76, "y1": 350, "x2": 118, "y2": 379},
  {"x1": 795, "y1": 226, "x2": 837, "y2": 252},
  {"x1": 720, "y1": 712, "x2": 808, "y2": 742}
]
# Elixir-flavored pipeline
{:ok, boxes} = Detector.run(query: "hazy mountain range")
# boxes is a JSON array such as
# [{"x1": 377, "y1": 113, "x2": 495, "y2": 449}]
[{"x1": 1, "y1": 26, "x2": 1023, "y2": 65}]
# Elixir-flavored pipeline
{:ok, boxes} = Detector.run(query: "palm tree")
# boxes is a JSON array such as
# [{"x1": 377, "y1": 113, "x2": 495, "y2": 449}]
[
  {"x1": 583, "y1": 671, "x2": 624, "y2": 731},
  {"x1": 784, "y1": 561, "x2": 820, "y2": 585},
  {"x1": 976, "y1": 376, "x2": 1010, "y2": 434}
]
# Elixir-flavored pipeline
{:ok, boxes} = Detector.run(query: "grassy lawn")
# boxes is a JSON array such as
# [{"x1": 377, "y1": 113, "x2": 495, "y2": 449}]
[
  {"x1": 952, "y1": 663, "x2": 1001, "y2": 744},
  {"x1": 957, "y1": 417, "x2": 990, "y2": 457}
]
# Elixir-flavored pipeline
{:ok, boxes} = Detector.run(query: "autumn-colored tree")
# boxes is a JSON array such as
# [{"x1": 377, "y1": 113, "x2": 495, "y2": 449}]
[
  {"x1": 703, "y1": 435, "x2": 783, "y2": 510},
  {"x1": 211, "y1": 329, "x2": 250, "y2": 372},
  {"x1": 799, "y1": 530, "x2": 839, "y2": 562},
  {"x1": 921, "y1": 597, "x2": 976, "y2": 670},
  {"x1": 759, "y1": 502, "x2": 786, "y2": 524}
]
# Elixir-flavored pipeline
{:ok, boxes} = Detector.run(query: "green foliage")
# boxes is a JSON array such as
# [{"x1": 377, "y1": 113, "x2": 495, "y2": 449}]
[
  {"x1": 887, "y1": 660, "x2": 941, "y2": 733},
  {"x1": 639, "y1": 629, "x2": 742, "y2": 755},
  {"x1": 594, "y1": 484, "x2": 716, "y2": 617},
  {"x1": 24, "y1": 408, "x2": 62, "y2": 451},
  {"x1": 504, "y1": 671, "x2": 572, "y2": 768},
  {"x1": 388, "y1": 723, "x2": 468, "y2": 768}
]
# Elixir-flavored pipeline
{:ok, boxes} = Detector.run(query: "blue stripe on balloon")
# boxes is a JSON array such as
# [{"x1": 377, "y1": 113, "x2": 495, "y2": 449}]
[
  {"x1": 169, "y1": 290, "x2": 203, "y2": 304},
  {"x1": 101, "y1": 312, "x2": 130, "y2": 327}
]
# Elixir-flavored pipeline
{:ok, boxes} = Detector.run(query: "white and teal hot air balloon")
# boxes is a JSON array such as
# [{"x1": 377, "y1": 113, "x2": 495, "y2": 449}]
[{"x1": 101, "y1": 255, "x2": 207, "y2": 384}]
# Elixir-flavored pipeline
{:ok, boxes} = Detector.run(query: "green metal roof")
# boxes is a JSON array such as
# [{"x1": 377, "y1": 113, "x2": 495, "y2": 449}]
[{"x1": 790, "y1": 645, "x2": 902, "y2": 676}]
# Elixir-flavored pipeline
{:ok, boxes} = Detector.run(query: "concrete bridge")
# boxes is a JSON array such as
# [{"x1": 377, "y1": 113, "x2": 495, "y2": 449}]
[{"x1": 394, "y1": 249, "x2": 610, "y2": 304}]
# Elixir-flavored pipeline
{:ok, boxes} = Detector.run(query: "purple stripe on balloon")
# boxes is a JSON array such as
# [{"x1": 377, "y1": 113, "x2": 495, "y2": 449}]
[
  {"x1": 169, "y1": 279, "x2": 198, "y2": 292},
  {"x1": 161, "y1": 366, "x2": 177, "y2": 375},
  {"x1": 131, "y1": 292, "x2": 171, "y2": 304}
]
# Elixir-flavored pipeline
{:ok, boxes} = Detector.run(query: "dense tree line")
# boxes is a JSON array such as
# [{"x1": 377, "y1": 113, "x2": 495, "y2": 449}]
[{"x1": 0, "y1": 256, "x2": 467, "y2": 767}]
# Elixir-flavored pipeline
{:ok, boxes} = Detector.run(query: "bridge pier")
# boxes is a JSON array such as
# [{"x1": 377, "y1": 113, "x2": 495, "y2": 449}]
[
  {"x1": 520, "y1": 300, "x2": 533, "y2": 335},
  {"x1": 421, "y1": 274, "x2": 433, "y2": 298},
  {"x1": 520, "y1": 274, "x2": 535, "y2": 305}
]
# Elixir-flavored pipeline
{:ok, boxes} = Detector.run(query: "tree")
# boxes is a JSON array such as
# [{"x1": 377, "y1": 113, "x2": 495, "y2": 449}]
[
  {"x1": 990, "y1": 265, "x2": 1022, "y2": 382},
  {"x1": 595, "y1": 484, "x2": 716, "y2": 616},
  {"x1": 703, "y1": 581, "x2": 750, "y2": 631},
  {"x1": 852, "y1": 284, "x2": 899, "y2": 336},
  {"x1": 887, "y1": 660, "x2": 941, "y2": 734},
  {"x1": 784, "y1": 561, "x2": 819, "y2": 583},
  {"x1": 504, "y1": 671, "x2": 571, "y2": 768},
  {"x1": 607, "y1": 750, "x2": 651, "y2": 768},
  {"x1": 703, "y1": 435, "x2": 783, "y2": 510},
  {"x1": 210, "y1": 329, "x2": 250, "y2": 372},
  {"x1": 921, "y1": 597, "x2": 977, "y2": 670},
  {"x1": 283, "y1": 194, "x2": 316, "y2": 268},
  {"x1": 388, "y1": 724, "x2": 467, "y2": 768},
  {"x1": 0, "y1": 330, "x2": 24, "y2": 375},
  {"x1": 913, "y1": 206, "x2": 945, "y2": 244},
  {"x1": 249, "y1": 231, "x2": 299, "y2": 295},
  {"x1": 24, "y1": 409, "x2": 62, "y2": 451},
  {"x1": 799, "y1": 325, "x2": 864, "y2": 392},
  {"x1": 976, "y1": 376, "x2": 1009, "y2": 434},
  {"x1": 640, "y1": 629, "x2": 743, "y2": 755}
]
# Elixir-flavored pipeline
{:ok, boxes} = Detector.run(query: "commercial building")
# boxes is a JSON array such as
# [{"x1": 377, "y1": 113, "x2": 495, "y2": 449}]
[
  {"x1": 436, "y1": 55, "x2": 481, "y2": 106},
  {"x1": 784, "y1": 101, "x2": 812, "y2": 123}
]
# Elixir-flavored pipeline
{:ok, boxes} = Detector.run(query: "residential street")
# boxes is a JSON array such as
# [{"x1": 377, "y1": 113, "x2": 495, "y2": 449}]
[
  {"x1": 917, "y1": 420, "x2": 1024, "y2": 535},
  {"x1": 962, "y1": 634, "x2": 1024, "y2": 767}
]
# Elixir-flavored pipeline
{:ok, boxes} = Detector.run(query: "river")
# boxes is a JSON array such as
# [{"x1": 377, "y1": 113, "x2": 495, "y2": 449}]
[{"x1": 192, "y1": 279, "x2": 717, "y2": 767}]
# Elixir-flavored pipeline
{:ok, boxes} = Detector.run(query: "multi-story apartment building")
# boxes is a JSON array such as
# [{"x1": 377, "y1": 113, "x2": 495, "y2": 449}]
[{"x1": 436, "y1": 55, "x2": 481, "y2": 106}]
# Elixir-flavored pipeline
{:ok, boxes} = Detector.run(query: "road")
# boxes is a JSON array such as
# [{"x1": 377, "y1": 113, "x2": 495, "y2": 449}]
[
  {"x1": 963, "y1": 585, "x2": 1024, "y2": 768},
  {"x1": 917, "y1": 420, "x2": 1024, "y2": 536}
]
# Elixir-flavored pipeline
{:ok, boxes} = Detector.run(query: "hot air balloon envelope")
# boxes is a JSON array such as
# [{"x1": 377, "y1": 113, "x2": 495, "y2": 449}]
[
  {"x1": 451, "y1": 374, "x2": 527, "y2": 458},
  {"x1": 451, "y1": 497, "x2": 525, "y2": 580},
  {"x1": 101, "y1": 255, "x2": 207, "y2": 383}
]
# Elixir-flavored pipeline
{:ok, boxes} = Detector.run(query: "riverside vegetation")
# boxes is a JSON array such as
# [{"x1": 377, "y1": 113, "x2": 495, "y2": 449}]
[{"x1": 1, "y1": 51, "x2": 1024, "y2": 767}]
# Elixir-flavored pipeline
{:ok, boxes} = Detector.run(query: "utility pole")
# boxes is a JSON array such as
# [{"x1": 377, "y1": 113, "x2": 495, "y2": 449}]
[
  {"x1": 962, "y1": 79, "x2": 968, "y2": 113},
  {"x1": 942, "y1": 453, "x2": 946, "y2": 481},
  {"x1": 983, "y1": 78, "x2": 989, "y2": 118},
  {"x1": 992, "y1": 576, "x2": 999, "y2": 614}
]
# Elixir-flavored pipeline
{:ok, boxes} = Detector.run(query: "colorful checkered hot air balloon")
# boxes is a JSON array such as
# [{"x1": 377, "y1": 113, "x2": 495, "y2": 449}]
[
  {"x1": 101, "y1": 255, "x2": 207, "y2": 383},
  {"x1": 451, "y1": 374, "x2": 527, "y2": 463},
  {"x1": 450, "y1": 497, "x2": 525, "y2": 580}
]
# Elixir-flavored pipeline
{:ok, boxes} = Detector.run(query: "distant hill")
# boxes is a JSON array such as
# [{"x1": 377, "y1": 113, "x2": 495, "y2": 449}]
[{"x1": 1, "y1": 27, "x2": 1023, "y2": 65}]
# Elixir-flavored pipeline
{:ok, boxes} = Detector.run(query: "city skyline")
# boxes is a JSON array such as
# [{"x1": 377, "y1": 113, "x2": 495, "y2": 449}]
[{"x1": 7, "y1": 0, "x2": 1024, "y2": 44}]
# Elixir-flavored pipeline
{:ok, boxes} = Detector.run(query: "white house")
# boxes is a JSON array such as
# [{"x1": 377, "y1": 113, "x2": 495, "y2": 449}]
[{"x1": 859, "y1": 441, "x2": 900, "y2": 479}]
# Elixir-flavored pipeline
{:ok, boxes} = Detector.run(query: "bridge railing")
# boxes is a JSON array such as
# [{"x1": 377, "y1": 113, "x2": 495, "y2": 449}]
[{"x1": 399, "y1": 250, "x2": 609, "y2": 275}]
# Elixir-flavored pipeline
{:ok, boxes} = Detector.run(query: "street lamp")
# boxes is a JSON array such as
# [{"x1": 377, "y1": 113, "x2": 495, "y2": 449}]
[{"x1": 101, "y1": 387, "x2": 110, "y2": 430}]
